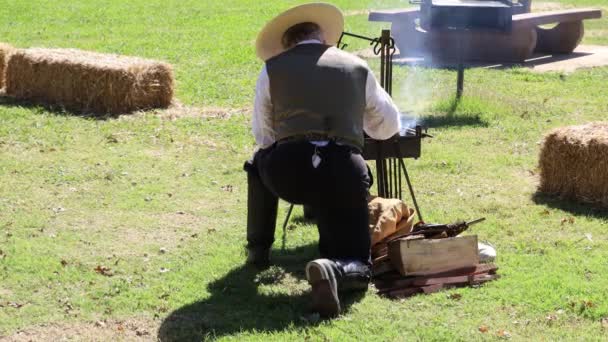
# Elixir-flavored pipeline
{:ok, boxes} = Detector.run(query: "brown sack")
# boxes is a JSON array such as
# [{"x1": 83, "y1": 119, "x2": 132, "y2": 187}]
[{"x1": 368, "y1": 197, "x2": 415, "y2": 246}]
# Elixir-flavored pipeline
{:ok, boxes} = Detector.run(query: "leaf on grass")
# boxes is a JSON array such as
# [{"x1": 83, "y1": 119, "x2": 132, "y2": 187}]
[
  {"x1": 496, "y1": 330, "x2": 512, "y2": 339},
  {"x1": 106, "y1": 135, "x2": 119, "y2": 144},
  {"x1": 583, "y1": 300, "x2": 594, "y2": 308},
  {"x1": 52, "y1": 207, "x2": 66, "y2": 214},
  {"x1": 601, "y1": 317, "x2": 608, "y2": 330},
  {"x1": 8, "y1": 302, "x2": 25, "y2": 309},
  {"x1": 136, "y1": 330, "x2": 150, "y2": 337},
  {"x1": 584, "y1": 233, "x2": 593, "y2": 242},
  {"x1": 221, "y1": 185, "x2": 233, "y2": 192},
  {"x1": 560, "y1": 217, "x2": 575, "y2": 225},
  {"x1": 546, "y1": 314, "x2": 558, "y2": 322},
  {"x1": 478, "y1": 325, "x2": 489, "y2": 333},
  {"x1": 94, "y1": 265, "x2": 113, "y2": 277},
  {"x1": 60, "y1": 259, "x2": 68, "y2": 267},
  {"x1": 159, "y1": 267, "x2": 170, "y2": 273},
  {"x1": 448, "y1": 293, "x2": 462, "y2": 301}
]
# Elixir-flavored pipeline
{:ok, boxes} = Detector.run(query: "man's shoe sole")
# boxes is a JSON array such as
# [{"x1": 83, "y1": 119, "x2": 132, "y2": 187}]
[{"x1": 306, "y1": 261, "x2": 340, "y2": 318}]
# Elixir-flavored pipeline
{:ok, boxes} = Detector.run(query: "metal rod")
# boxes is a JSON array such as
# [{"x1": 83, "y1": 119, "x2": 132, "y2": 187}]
[
  {"x1": 380, "y1": 41, "x2": 386, "y2": 90},
  {"x1": 467, "y1": 217, "x2": 486, "y2": 226},
  {"x1": 281, "y1": 204, "x2": 294, "y2": 250},
  {"x1": 394, "y1": 157, "x2": 399, "y2": 199},
  {"x1": 388, "y1": 158, "x2": 394, "y2": 198},
  {"x1": 340, "y1": 31, "x2": 379, "y2": 43},
  {"x1": 376, "y1": 163, "x2": 384, "y2": 197},
  {"x1": 398, "y1": 157, "x2": 424, "y2": 223},
  {"x1": 383, "y1": 158, "x2": 389, "y2": 197},
  {"x1": 398, "y1": 159, "x2": 402, "y2": 199},
  {"x1": 456, "y1": 31, "x2": 465, "y2": 99},
  {"x1": 457, "y1": 63, "x2": 464, "y2": 99}
]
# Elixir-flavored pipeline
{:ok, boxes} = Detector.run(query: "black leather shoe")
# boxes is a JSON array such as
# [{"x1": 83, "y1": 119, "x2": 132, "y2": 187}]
[
  {"x1": 336, "y1": 260, "x2": 371, "y2": 292},
  {"x1": 246, "y1": 248, "x2": 271, "y2": 269}
]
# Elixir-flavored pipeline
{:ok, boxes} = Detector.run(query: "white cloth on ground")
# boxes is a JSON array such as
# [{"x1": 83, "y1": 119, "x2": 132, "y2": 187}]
[{"x1": 478, "y1": 242, "x2": 497, "y2": 263}]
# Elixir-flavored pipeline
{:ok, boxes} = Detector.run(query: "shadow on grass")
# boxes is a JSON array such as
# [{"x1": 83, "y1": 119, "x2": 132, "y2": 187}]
[
  {"x1": 289, "y1": 214, "x2": 316, "y2": 226},
  {"x1": 420, "y1": 113, "x2": 488, "y2": 129},
  {"x1": 158, "y1": 243, "x2": 366, "y2": 341},
  {"x1": 418, "y1": 98, "x2": 490, "y2": 129},
  {"x1": 0, "y1": 95, "x2": 121, "y2": 120},
  {"x1": 532, "y1": 192, "x2": 608, "y2": 220}
]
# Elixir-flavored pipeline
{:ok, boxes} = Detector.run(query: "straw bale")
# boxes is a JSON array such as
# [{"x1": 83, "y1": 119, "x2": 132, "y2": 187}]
[
  {"x1": 539, "y1": 122, "x2": 608, "y2": 207},
  {"x1": 0, "y1": 43, "x2": 15, "y2": 90},
  {"x1": 5, "y1": 48, "x2": 173, "y2": 114}
]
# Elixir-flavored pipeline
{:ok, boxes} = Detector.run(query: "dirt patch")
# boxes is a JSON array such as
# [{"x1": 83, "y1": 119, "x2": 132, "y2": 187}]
[
  {"x1": 1, "y1": 317, "x2": 159, "y2": 342},
  {"x1": 112, "y1": 212, "x2": 205, "y2": 254},
  {"x1": 58, "y1": 211, "x2": 204, "y2": 258},
  {"x1": 530, "y1": 45, "x2": 608, "y2": 73},
  {"x1": 531, "y1": 2, "x2": 567, "y2": 12},
  {"x1": 0, "y1": 288, "x2": 13, "y2": 298},
  {"x1": 344, "y1": 9, "x2": 370, "y2": 17},
  {"x1": 153, "y1": 101, "x2": 248, "y2": 120},
  {"x1": 117, "y1": 101, "x2": 249, "y2": 121}
]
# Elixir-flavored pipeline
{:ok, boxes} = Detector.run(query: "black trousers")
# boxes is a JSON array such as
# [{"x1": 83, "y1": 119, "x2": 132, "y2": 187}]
[{"x1": 246, "y1": 141, "x2": 371, "y2": 262}]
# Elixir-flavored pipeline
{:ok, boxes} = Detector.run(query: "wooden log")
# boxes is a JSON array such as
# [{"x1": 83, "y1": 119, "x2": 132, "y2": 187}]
[
  {"x1": 388, "y1": 235, "x2": 479, "y2": 276},
  {"x1": 372, "y1": 259, "x2": 395, "y2": 277},
  {"x1": 378, "y1": 272, "x2": 499, "y2": 294},
  {"x1": 535, "y1": 21, "x2": 584, "y2": 54},
  {"x1": 382, "y1": 273, "x2": 499, "y2": 298},
  {"x1": 512, "y1": 9, "x2": 602, "y2": 28},
  {"x1": 374, "y1": 263, "x2": 498, "y2": 290}
]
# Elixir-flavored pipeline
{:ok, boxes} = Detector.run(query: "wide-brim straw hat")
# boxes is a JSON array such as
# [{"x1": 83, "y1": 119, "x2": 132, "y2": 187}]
[{"x1": 255, "y1": 3, "x2": 344, "y2": 61}]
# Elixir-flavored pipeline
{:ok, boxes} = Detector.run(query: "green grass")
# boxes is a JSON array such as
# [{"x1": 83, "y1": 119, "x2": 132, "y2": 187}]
[{"x1": 1, "y1": 0, "x2": 608, "y2": 340}]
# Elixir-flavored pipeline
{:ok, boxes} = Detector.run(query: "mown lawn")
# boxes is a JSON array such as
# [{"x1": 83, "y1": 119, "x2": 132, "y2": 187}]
[{"x1": 1, "y1": 0, "x2": 607, "y2": 341}]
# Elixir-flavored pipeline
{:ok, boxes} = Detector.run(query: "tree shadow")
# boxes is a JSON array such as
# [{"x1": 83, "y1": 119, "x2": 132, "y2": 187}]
[
  {"x1": 157, "y1": 243, "x2": 367, "y2": 341},
  {"x1": 532, "y1": 192, "x2": 608, "y2": 220},
  {"x1": 0, "y1": 95, "x2": 121, "y2": 120}
]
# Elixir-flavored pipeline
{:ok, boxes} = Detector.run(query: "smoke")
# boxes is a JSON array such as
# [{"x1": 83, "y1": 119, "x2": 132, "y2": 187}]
[{"x1": 398, "y1": 65, "x2": 437, "y2": 116}]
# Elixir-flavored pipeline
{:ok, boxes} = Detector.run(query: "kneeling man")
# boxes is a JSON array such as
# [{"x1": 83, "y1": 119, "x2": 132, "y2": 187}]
[{"x1": 245, "y1": 2, "x2": 401, "y2": 317}]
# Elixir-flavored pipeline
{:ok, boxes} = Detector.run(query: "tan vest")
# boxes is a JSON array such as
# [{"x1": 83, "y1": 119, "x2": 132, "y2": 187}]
[{"x1": 266, "y1": 44, "x2": 368, "y2": 150}]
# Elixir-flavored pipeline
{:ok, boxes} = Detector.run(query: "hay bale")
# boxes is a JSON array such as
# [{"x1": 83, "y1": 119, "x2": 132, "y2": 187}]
[
  {"x1": 539, "y1": 122, "x2": 608, "y2": 207},
  {"x1": 0, "y1": 43, "x2": 15, "y2": 90},
  {"x1": 5, "y1": 48, "x2": 173, "y2": 114}
]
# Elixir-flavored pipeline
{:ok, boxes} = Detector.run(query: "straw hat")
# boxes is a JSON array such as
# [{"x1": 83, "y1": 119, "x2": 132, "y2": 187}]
[{"x1": 255, "y1": 3, "x2": 344, "y2": 61}]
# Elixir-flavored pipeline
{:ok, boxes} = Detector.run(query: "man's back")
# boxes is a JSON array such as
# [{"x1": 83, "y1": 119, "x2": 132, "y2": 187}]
[{"x1": 266, "y1": 44, "x2": 369, "y2": 149}]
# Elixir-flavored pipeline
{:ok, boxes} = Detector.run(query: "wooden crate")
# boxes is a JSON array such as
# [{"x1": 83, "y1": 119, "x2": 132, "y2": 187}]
[{"x1": 388, "y1": 235, "x2": 479, "y2": 276}]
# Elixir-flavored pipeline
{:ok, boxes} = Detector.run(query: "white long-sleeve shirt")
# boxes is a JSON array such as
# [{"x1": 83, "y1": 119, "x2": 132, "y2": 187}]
[{"x1": 253, "y1": 40, "x2": 401, "y2": 149}]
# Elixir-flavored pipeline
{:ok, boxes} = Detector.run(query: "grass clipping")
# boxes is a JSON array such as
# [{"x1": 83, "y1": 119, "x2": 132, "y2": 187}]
[
  {"x1": 539, "y1": 122, "x2": 608, "y2": 207},
  {"x1": 5, "y1": 48, "x2": 173, "y2": 114},
  {"x1": 0, "y1": 43, "x2": 15, "y2": 90}
]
